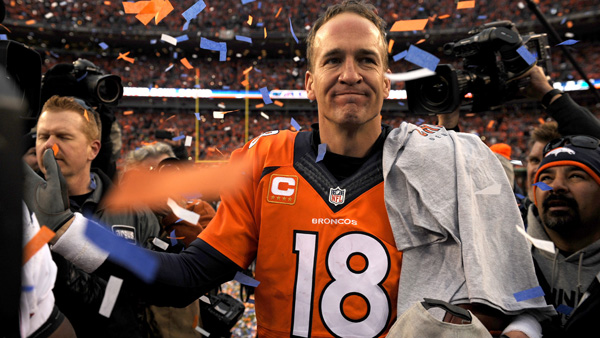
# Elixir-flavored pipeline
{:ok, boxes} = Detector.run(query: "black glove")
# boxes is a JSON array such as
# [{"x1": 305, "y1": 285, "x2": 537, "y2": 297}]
[{"x1": 23, "y1": 148, "x2": 74, "y2": 231}]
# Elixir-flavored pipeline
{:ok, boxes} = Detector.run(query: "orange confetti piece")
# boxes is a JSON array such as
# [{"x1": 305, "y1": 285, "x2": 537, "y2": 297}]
[
  {"x1": 141, "y1": 141, "x2": 158, "y2": 146},
  {"x1": 247, "y1": 15, "x2": 253, "y2": 26},
  {"x1": 390, "y1": 19, "x2": 428, "y2": 32},
  {"x1": 388, "y1": 39, "x2": 395, "y2": 54},
  {"x1": 123, "y1": 110, "x2": 134, "y2": 115},
  {"x1": 274, "y1": 100, "x2": 284, "y2": 107},
  {"x1": 538, "y1": 118, "x2": 545, "y2": 125},
  {"x1": 416, "y1": 38, "x2": 426, "y2": 44},
  {"x1": 124, "y1": 0, "x2": 173, "y2": 25},
  {"x1": 264, "y1": 27, "x2": 267, "y2": 39},
  {"x1": 180, "y1": 57, "x2": 193, "y2": 69},
  {"x1": 275, "y1": 7, "x2": 282, "y2": 18},
  {"x1": 23, "y1": 226, "x2": 55, "y2": 265},
  {"x1": 104, "y1": 1, "x2": 111, "y2": 5},
  {"x1": 566, "y1": 21, "x2": 573, "y2": 28},
  {"x1": 242, "y1": 66, "x2": 253, "y2": 75},
  {"x1": 456, "y1": 1, "x2": 475, "y2": 9},
  {"x1": 0, "y1": 23, "x2": 12, "y2": 33},
  {"x1": 123, "y1": 1, "x2": 150, "y2": 13},
  {"x1": 438, "y1": 14, "x2": 450, "y2": 19},
  {"x1": 117, "y1": 51, "x2": 135, "y2": 63},
  {"x1": 52, "y1": 144, "x2": 59, "y2": 156},
  {"x1": 192, "y1": 315, "x2": 199, "y2": 328},
  {"x1": 165, "y1": 114, "x2": 176, "y2": 121},
  {"x1": 25, "y1": 19, "x2": 36, "y2": 25},
  {"x1": 241, "y1": 79, "x2": 249, "y2": 87},
  {"x1": 486, "y1": 120, "x2": 495, "y2": 130},
  {"x1": 255, "y1": 103, "x2": 265, "y2": 109},
  {"x1": 154, "y1": 0, "x2": 174, "y2": 24},
  {"x1": 166, "y1": 235, "x2": 185, "y2": 239},
  {"x1": 84, "y1": 109, "x2": 90, "y2": 122}
]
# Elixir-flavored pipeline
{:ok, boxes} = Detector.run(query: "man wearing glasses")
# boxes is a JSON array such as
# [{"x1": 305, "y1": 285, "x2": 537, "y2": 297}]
[{"x1": 529, "y1": 135, "x2": 600, "y2": 337}]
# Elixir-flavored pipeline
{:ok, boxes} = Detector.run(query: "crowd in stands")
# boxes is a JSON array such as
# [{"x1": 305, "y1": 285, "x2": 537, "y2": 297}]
[{"x1": 5, "y1": 0, "x2": 599, "y2": 36}]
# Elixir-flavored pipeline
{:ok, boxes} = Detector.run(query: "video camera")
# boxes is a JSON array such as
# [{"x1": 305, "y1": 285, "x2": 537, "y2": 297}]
[
  {"x1": 406, "y1": 21, "x2": 551, "y2": 114},
  {"x1": 41, "y1": 58, "x2": 123, "y2": 107}
]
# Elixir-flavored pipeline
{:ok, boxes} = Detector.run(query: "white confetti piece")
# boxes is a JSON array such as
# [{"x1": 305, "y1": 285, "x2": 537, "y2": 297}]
[
  {"x1": 167, "y1": 198, "x2": 200, "y2": 225},
  {"x1": 99, "y1": 276, "x2": 123, "y2": 318}
]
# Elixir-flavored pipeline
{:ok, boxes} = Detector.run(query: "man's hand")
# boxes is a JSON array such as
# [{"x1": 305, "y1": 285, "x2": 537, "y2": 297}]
[
  {"x1": 519, "y1": 66, "x2": 554, "y2": 101},
  {"x1": 437, "y1": 107, "x2": 460, "y2": 130},
  {"x1": 23, "y1": 149, "x2": 74, "y2": 231}
]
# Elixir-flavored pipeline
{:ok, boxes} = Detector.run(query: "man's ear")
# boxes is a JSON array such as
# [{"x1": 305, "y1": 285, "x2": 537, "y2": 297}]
[
  {"x1": 305, "y1": 71, "x2": 316, "y2": 101},
  {"x1": 384, "y1": 69, "x2": 392, "y2": 98},
  {"x1": 88, "y1": 140, "x2": 101, "y2": 161}
]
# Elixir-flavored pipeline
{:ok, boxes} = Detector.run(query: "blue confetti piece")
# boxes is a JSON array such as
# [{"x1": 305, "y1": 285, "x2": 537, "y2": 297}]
[
  {"x1": 398, "y1": 101, "x2": 405, "y2": 106},
  {"x1": 533, "y1": 182, "x2": 553, "y2": 191},
  {"x1": 404, "y1": 44, "x2": 440, "y2": 72},
  {"x1": 259, "y1": 87, "x2": 273, "y2": 104},
  {"x1": 556, "y1": 304, "x2": 573, "y2": 315},
  {"x1": 290, "y1": 117, "x2": 301, "y2": 131},
  {"x1": 258, "y1": 1, "x2": 261, "y2": 9},
  {"x1": 517, "y1": 45, "x2": 537, "y2": 66},
  {"x1": 182, "y1": 20, "x2": 190, "y2": 31},
  {"x1": 515, "y1": 193, "x2": 525, "y2": 200},
  {"x1": 241, "y1": 0, "x2": 255, "y2": 4},
  {"x1": 477, "y1": 15, "x2": 487, "y2": 20},
  {"x1": 235, "y1": 35, "x2": 252, "y2": 44},
  {"x1": 84, "y1": 219, "x2": 158, "y2": 283},
  {"x1": 416, "y1": 118, "x2": 424, "y2": 125},
  {"x1": 0, "y1": 34, "x2": 7, "y2": 40},
  {"x1": 76, "y1": 71, "x2": 88, "y2": 82},
  {"x1": 22, "y1": 285, "x2": 34, "y2": 292},
  {"x1": 234, "y1": 271, "x2": 260, "y2": 287},
  {"x1": 195, "y1": 113, "x2": 201, "y2": 120},
  {"x1": 560, "y1": 17, "x2": 567, "y2": 25},
  {"x1": 182, "y1": 0, "x2": 206, "y2": 22},
  {"x1": 256, "y1": 22, "x2": 264, "y2": 27},
  {"x1": 99, "y1": 42, "x2": 109, "y2": 50},
  {"x1": 175, "y1": 34, "x2": 189, "y2": 43},
  {"x1": 254, "y1": 67, "x2": 261, "y2": 73},
  {"x1": 289, "y1": 17, "x2": 299, "y2": 44},
  {"x1": 172, "y1": 134, "x2": 186, "y2": 141},
  {"x1": 393, "y1": 50, "x2": 407, "y2": 62},
  {"x1": 169, "y1": 229, "x2": 177, "y2": 246},
  {"x1": 150, "y1": 39, "x2": 157, "y2": 44},
  {"x1": 200, "y1": 37, "x2": 221, "y2": 50},
  {"x1": 316, "y1": 143, "x2": 327, "y2": 163},
  {"x1": 173, "y1": 51, "x2": 178, "y2": 59},
  {"x1": 514, "y1": 286, "x2": 545, "y2": 302},
  {"x1": 557, "y1": 39, "x2": 579, "y2": 46}
]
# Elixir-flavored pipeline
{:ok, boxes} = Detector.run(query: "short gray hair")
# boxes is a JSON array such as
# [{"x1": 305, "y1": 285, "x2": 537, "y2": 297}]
[{"x1": 124, "y1": 142, "x2": 175, "y2": 169}]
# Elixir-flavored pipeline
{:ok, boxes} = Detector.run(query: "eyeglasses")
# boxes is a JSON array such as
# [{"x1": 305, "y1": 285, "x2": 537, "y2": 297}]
[{"x1": 543, "y1": 135, "x2": 600, "y2": 156}]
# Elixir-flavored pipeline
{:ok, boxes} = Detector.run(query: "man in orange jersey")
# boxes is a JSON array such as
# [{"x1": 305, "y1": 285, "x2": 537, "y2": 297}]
[{"x1": 26, "y1": 1, "x2": 554, "y2": 337}]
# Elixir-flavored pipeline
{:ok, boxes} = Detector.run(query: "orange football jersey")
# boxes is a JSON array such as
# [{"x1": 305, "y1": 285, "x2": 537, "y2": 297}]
[{"x1": 200, "y1": 129, "x2": 402, "y2": 337}]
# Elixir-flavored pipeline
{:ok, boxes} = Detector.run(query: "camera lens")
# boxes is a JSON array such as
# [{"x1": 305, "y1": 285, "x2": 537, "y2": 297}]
[
  {"x1": 95, "y1": 76, "x2": 123, "y2": 104},
  {"x1": 420, "y1": 75, "x2": 450, "y2": 107}
]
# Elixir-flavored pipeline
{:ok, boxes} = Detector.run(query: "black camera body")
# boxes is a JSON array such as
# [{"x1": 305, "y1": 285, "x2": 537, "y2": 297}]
[
  {"x1": 41, "y1": 58, "x2": 123, "y2": 107},
  {"x1": 406, "y1": 21, "x2": 551, "y2": 114}
]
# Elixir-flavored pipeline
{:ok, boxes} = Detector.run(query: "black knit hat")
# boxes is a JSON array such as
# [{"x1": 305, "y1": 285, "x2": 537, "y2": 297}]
[{"x1": 533, "y1": 138, "x2": 600, "y2": 204}]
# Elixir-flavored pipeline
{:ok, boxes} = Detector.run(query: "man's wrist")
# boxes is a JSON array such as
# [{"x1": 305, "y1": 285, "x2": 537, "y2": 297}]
[{"x1": 541, "y1": 89, "x2": 563, "y2": 109}]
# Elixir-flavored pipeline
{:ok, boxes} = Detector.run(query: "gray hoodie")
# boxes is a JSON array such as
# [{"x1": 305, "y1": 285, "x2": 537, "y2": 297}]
[{"x1": 527, "y1": 206, "x2": 600, "y2": 324}]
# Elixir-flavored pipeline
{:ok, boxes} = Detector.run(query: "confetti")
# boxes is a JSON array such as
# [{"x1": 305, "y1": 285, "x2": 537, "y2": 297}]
[
  {"x1": 289, "y1": 17, "x2": 299, "y2": 43},
  {"x1": 195, "y1": 112, "x2": 201, "y2": 120},
  {"x1": 260, "y1": 112, "x2": 269, "y2": 120},
  {"x1": 213, "y1": 111, "x2": 225, "y2": 119},
  {"x1": 556, "y1": 39, "x2": 579, "y2": 46},
  {"x1": 123, "y1": 110, "x2": 134, "y2": 115},
  {"x1": 52, "y1": 144, "x2": 59, "y2": 156},
  {"x1": 259, "y1": 87, "x2": 273, "y2": 104},
  {"x1": 117, "y1": 51, "x2": 135, "y2": 63},
  {"x1": 175, "y1": 34, "x2": 189, "y2": 43},
  {"x1": 386, "y1": 68, "x2": 436, "y2": 83},
  {"x1": 388, "y1": 39, "x2": 395, "y2": 54},
  {"x1": 200, "y1": 37, "x2": 227, "y2": 61},
  {"x1": 241, "y1": 0, "x2": 255, "y2": 3},
  {"x1": 169, "y1": 229, "x2": 178, "y2": 246},
  {"x1": 182, "y1": 0, "x2": 206, "y2": 22},
  {"x1": 390, "y1": 19, "x2": 428, "y2": 32},
  {"x1": 161, "y1": 34, "x2": 178, "y2": 45},
  {"x1": 25, "y1": 19, "x2": 36, "y2": 25},
  {"x1": 123, "y1": 0, "x2": 174, "y2": 25},
  {"x1": 0, "y1": 34, "x2": 7, "y2": 40},
  {"x1": 316, "y1": 143, "x2": 326, "y2": 163},
  {"x1": 84, "y1": 109, "x2": 90, "y2": 122},
  {"x1": 152, "y1": 237, "x2": 169, "y2": 250},
  {"x1": 242, "y1": 66, "x2": 253, "y2": 75},
  {"x1": 44, "y1": 12, "x2": 54, "y2": 19},
  {"x1": 533, "y1": 182, "x2": 553, "y2": 191},
  {"x1": 438, "y1": 14, "x2": 450, "y2": 19},
  {"x1": 22, "y1": 226, "x2": 55, "y2": 265},
  {"x1": 235, "y1": 35, "x2": 252, "y2": 44},
  {"x1": 254, "y1": 103, "x2": 265, "y2": 109},
  {"x1": 404, "y1": 44, "x2": 440, "y2": 72},
  {"x1": 516, "y1": 225, "x2": 556, "y2": 254},
  {"x1": 99, "y1": 42, "x2": 109, "y2": 50},
  {"x1": 555, "y1": 304, "x2": 573, "y2": 315},
  {"x1": 180, "y1": 57, "x2": 194, "y2": 69},
  {"x1": 290, "y1": 117, "x2": 301, "y2": 131},
  {"x1": 185, "y1": 136, "x2": 193, "y2": 147},
  {"x1": 247, "y1": 15, "x2": 253, "y2": 26},
  {"x1": 274, "y1": 100, "x2": 284, "y2": 107},
  {"x1": 164, "y1": 64, "x2": 174, "y2": 72},
  {"x1": 513, "y1": 286, "x2": 545, "y2": 302},
  {"x1": 234, "y1": 271, "x2": 260, "y2": 287},
  {"x1": 195, "y1": 326, "x2": 210, "y2": 336},
  {"x1": 393, "y1": 50, "x2": 407, "y2": 62},
  {"x1": 99, "y1": 276, "x2": 123, "y2": 318},
  {"x1": 456, "y1": 0, "x2": 475, "y2": 9},
  {"x1": 275, "y1": 7, "x2": 282, "y2": 18},
  {"x1": 516, "y1": 45, "x2": 536, "y2": 65},
  {"x1": 172, "y1": 134, "x2": 185, "y2": 141},
  {"x1": 84, "y1": 218, "x2": 159, "y2": 283},
  {"x1": 264, "y1": 27, "x2": 267, "y2": 39}
]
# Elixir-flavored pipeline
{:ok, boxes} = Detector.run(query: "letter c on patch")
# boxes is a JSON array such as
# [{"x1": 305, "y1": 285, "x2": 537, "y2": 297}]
[{"x1": 271, "y1": 177, "x2": 296, "y2": 196}]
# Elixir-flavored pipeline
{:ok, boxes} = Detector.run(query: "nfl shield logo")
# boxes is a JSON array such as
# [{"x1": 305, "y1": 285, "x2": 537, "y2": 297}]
[{"x1": 328, "y1": 187, "x2": 346, "y2": 206}]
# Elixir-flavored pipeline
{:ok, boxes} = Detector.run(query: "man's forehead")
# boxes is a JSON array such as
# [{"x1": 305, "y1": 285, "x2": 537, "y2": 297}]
[{"x1": 541, "y1": 165, "x2": 586, "y2": 174}]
